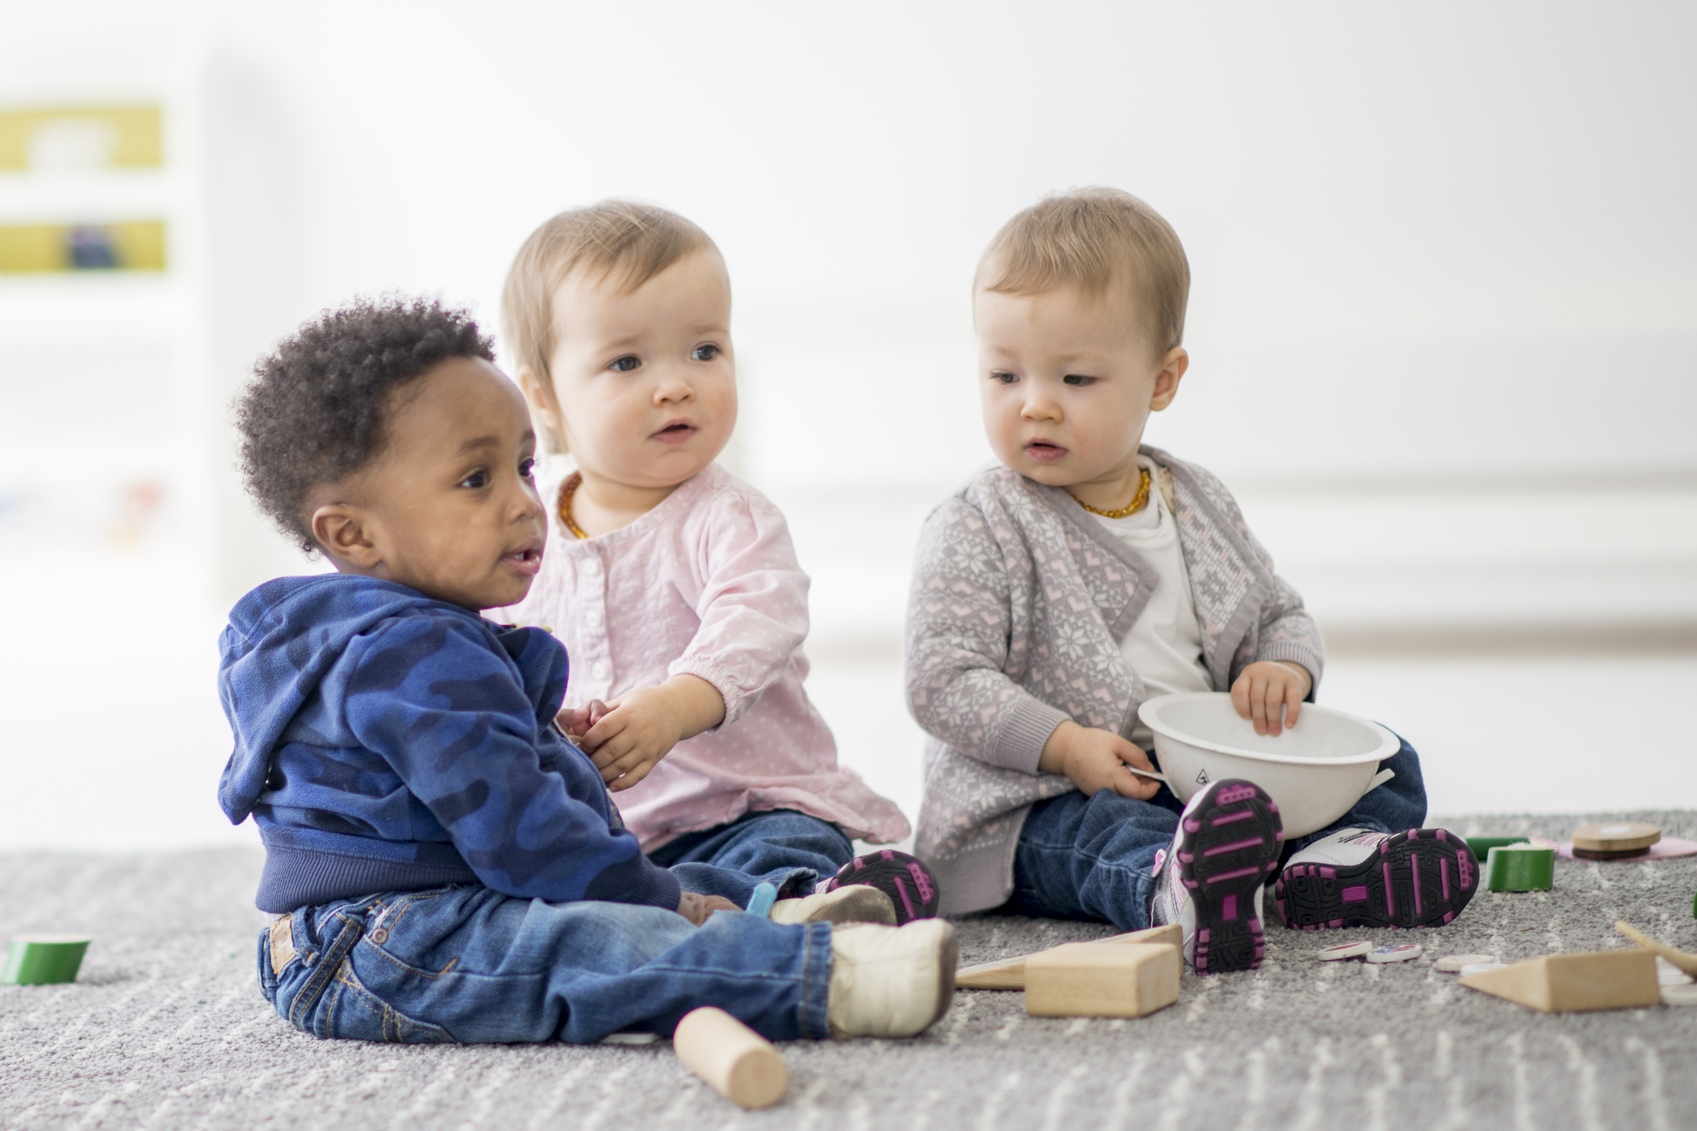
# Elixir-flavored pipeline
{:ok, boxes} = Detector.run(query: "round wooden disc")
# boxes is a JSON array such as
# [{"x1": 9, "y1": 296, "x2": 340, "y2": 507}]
[
  {"x1": 1571, "y1": 822, "x2": 1660, "y2": 853},
  {"x1": 1572, "y1": 845, "x2": 1654, "y2": 861}
]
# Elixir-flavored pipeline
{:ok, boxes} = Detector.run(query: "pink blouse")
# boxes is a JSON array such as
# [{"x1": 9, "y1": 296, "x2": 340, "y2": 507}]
[{"x1": 494, "y1": 461, "x2": 910, "y2": 852}]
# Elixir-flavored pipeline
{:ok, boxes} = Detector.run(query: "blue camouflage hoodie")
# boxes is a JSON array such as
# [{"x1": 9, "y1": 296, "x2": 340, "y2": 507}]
[{"x1": 217, "y1": 573, "x2": 680, "y2": 915}]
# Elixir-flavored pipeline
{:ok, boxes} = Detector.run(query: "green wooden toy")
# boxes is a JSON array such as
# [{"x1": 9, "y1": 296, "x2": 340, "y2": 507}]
[
  {"x1": 1465, "y1": 836, "x2": 1529, "y2": 858},
  {"x1": 1485, "y1": 845, "x2": 1555, "y2": 892},
  {"x1": 2, "y1": 935, "x2": 91, "y2": 985}
]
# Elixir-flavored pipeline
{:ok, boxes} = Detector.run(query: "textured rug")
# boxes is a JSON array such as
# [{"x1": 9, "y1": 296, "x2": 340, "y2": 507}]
[{"x1": 3, "y1": 812, "x2": 1696, "y2": 1131}]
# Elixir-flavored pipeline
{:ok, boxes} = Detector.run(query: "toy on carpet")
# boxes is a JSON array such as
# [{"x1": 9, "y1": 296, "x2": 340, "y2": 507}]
[
  {"x1": 1458, "y1": 949, "x2": 1660, "y2": 1013},
  {"x1": 1023, "y1": 941, "x2": 1181, "y2": 1019},
  {"x1": 1484, "y1": 844, "x2": 1555, "y2": 891},
  {"x1": 1316, "y1": 941, "x2": 1371, "y2": 962},
  {"x1": 745, "y1": 882, "x2": 778, "y2": 919},
  {"x1": 1662, "y1": 983, "x2": 1697, "y2": 1006},
  {"x1": 1613, "y1": 920, "x2": 1697, "y2": 977},
  {"x1": 673, "y1": 1007, "x2": 788, "y2": 1110},
  {"x1": 1655, "y1": 958, "x2": 1691, "y2": 986},
  {"x1": 1365, "y1": 943, "x2": 1422, "y2": 964},
  {"x1": 954, "y1": 923, "x2": 1181, "y2": 990},
  {"x1": 1556, "y1": 835, "x2": 1697, "y2": 862},
  {"x1": 1464, "y1": 836, "x2": 1529, "y2": 858},
  {"x1": 1434, "y1": 953, "x2": 1497, "y2": 972},
  {"x1": 1571, "y1": 822, "x2": 1661, "y2": 860},
  {"x1": 2, "y1": 935, "x2": 90, "y2": 986}
]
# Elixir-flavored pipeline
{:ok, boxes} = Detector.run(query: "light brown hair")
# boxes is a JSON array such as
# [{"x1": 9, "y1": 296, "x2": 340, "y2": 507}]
[
  {"x1": 976, "y1": 187, "x2": 1190, "y2": 354},
  {"x1": 501, "y1": 199, "x2": 716, "y2": 451}
]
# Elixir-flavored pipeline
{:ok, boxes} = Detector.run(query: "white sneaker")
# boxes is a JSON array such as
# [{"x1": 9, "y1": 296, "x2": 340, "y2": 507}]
[
  {"x1": 826, "y1": 919, "x2": 957, "y2": 1038},
  {"x1": 1275, "y1": 827, "x2": 1478, "y2": 930},
  {"x1": 1149, "y1": 779, "x2": 1284, "y2": 974},
  {"x1": 769, "y1": 885, "x2": 897, "y2": 926}
]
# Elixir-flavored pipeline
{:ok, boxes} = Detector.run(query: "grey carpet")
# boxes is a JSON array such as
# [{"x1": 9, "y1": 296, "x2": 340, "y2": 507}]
[{"x1": 3, "y1": 812, "x2": 1696, "y2": 1131}]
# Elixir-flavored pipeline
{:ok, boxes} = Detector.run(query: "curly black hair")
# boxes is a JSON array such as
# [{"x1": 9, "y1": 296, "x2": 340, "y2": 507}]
[{"x1": 236, "y1": 295, "x2": 496, "y2": 552}]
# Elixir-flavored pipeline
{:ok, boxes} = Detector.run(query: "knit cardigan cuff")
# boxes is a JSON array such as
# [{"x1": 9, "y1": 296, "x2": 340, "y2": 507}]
[
  {"x1": 1252, "y1": 641, "x2": 1326, "y2": 699},
  {"x1": 990, "y1": 696, "x2": 1072, "y2": 775}
]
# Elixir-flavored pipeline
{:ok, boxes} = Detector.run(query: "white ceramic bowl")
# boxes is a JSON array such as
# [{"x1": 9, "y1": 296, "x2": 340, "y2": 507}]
[{"x1": 1138, "y1": 692, "x2": 1398, "y2": 838}]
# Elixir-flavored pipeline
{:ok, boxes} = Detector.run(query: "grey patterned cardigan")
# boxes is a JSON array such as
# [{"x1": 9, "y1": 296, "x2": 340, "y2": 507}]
[{"x1": 905, "y1": 446, "x2": 1327, "y2": 915}]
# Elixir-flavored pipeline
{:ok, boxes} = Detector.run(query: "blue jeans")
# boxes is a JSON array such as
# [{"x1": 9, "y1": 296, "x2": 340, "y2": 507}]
[
  {"x1": 259, "y1": 883, "x2": 834, "y2": 1044},
  {"x1": 1010, "y1": 733, "x2": 1428, "y2": 931},
  {"x1": 649, "y1": 809, "x2": 853, "y2": 906}
]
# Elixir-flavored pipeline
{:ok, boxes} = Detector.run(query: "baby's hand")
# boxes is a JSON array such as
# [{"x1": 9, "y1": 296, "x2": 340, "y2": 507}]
[
  {"x1": 1230, "y1": 661, "x2": 1313, "y2": 737},
  {"x1": 558, "y1": 699, "x2": 610, "y2": 740},
  {"x1": 677, "y1": 891, "x2": 740, "y2": 925},
  {"x1": 1037, "y1": 721, "x2": 1161, "y2": 801},
  {"x1": 580, "y1": 675, "x2": 725, "y2": 792}
]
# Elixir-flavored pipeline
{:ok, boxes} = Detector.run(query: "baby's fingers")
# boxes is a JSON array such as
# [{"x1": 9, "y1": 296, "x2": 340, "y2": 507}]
[
  {"x1": 1282, "y1": 683, "x2": 1304, "y2": 731},
  {"x1": 1231, "y1": 676, "x2": 1253, "y2": 720},
  {"x1": 607, "y1": 760, "x2": 658, "y2": 787},
  {"x1": 596, "y1": 740, "x2": 642, "y2": 779},
  {"x1": 582, "y1": 714, "x2": 628, "y2": 760},
  {"x1": 1114, "y1": 768, "x2": 1161, "y2": 800},
  {"x1": 1247, "y1": 677, "x2": 1273, "y2": 735},
  {"x1": 600, "y1": 745, "x2": 660, "y2": 790}
]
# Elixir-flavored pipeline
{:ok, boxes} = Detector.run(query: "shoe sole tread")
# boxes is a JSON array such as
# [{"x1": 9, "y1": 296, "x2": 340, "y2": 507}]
[
  {"x1": 1274, "y1": 829, "x2": 1478, "y2": 930},
  {"x1": 1181, "y1": 780, "x2": 1284, "y2": 974},
  {"x1": 826, "y1": 850, "x2": 940, "y2": 925}
]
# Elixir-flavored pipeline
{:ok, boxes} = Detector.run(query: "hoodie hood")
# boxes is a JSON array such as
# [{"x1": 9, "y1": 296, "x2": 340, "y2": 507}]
[{"x1": 217, "y1": 574, "x2": 481, "y2": 824}]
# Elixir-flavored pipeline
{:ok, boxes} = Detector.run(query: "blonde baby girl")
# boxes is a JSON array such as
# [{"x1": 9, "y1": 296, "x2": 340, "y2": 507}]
[{"x1": 495, "y1": 200, "x2": 937, "y2": 925}]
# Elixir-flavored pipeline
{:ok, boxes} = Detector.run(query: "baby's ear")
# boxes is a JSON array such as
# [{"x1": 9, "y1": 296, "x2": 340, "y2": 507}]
[
  {"x1": 1150, "y1": 347, "x2": 1190, "y2": 411},
  {"x1": 516, "y1": 367, "x2": 564, "y2": 436},
  {"x1": 310, "y1": 503, "x2": 382, "y2": 571}
]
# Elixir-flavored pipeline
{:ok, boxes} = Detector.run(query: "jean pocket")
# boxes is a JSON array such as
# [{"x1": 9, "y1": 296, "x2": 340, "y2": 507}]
[{"x1": 308, "y1": 955, "x2": 458, "y2": 1044}]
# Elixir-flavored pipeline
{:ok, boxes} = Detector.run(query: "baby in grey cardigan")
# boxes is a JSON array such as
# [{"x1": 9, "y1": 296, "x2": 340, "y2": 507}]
[{"x1": 905, "y1": 189, "x2": 1475, "y2": 973}]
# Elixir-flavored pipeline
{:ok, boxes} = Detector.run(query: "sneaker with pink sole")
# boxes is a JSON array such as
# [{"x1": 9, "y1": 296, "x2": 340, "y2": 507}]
[
  {"x1": 1150, "y1": 778, "x2": 1285, "y2": 974},
  {"x1": 1274, "y1": 827, "x2": 1478, "y2": 930},
  {"x1": 823, "y1": 849, "x2": 940, "y2": 925}
]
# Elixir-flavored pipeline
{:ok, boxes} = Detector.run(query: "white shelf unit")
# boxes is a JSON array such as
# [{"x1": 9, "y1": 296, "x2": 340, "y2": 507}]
[{"x1": 0, "y1": 55, "x2": 220, "y2": 589}]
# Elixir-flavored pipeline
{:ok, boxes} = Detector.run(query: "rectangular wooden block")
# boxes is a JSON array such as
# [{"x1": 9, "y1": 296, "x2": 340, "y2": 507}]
[
  {"x1": 955, "y1": 923, "x2": 1182, "y2": 990},
  {"x1": 1024, "y1": 942, "x2": 1181, "y2": 1018},
  {"x1": 1459, "y1": 948, "x2": 1660, "y2": 1013}
]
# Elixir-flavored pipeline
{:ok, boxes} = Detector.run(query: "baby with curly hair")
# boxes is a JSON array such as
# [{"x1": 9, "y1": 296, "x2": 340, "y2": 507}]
[{"x1": 216, "y1": 296, "x2": 956, "y2": 1044}]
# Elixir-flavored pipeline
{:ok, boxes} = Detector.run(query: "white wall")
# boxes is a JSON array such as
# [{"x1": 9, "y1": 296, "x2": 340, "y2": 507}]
[{"x1": 0, "y1": 1, "x2": 1693, "y2": 848}]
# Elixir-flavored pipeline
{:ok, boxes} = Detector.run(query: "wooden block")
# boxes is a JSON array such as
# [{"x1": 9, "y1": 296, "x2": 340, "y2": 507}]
[
  {"x1": 953, "y1": 953, "x2": 1029, "y2": 990},
  {"x1": 1572, "y1": 822, "x2": 1660, "y2": 854},
  {"x1": 1465, "y1": 835, "x2": 1529, "y2": 858},
  {"x1": 1024, "y1": 942, "x2": 1181, "y2": 1018},
  {"x1": 1485, "y1": 845, "x2": 1555, "y2": 891},
  {"x1": 955, "y1": 923, "x2": 1182, "y2": 989},
  {"x1": 1458, "y1": 949, "x2": 1660, "y2": 1013},
  {"x1": 2, "y1": 935, "x2": 90, "y2": 985},
  {"x1": 1615, "y1": 921, "x2": 1697, "y2": 977},
  {"x1": 673, "y1": 1007, "x2": 788, "y2": 1109},
  {"x1": 1108, "y1": 923, "x2": 1183, "y2": 952}
]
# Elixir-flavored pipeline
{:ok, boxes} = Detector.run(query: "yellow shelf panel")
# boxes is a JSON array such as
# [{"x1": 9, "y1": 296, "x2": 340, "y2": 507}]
[
  {"x1": 0, "y1": 220, "x2": 166, "y2": 273},
  {"x1": 0, "y1": 106, "x2": 163, "y2": 171}
]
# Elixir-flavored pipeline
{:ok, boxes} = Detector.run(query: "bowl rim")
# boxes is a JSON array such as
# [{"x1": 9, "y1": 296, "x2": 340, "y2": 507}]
[{"x1": 1139, "y1": 692, "x2": 1399, "y2": 767}]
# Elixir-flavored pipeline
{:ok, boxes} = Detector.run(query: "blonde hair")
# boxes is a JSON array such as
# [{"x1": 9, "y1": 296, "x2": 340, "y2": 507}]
[
  {"x1": 501, "y1": 199, "x2": 716, "y2": 451},
  {"x1": 976, "y1": 187, "x2": 1190, "y2": 354}
]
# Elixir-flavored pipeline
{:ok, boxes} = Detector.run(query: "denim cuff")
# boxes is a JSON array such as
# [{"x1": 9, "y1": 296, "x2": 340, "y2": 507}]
[{"x1": 797, "y1": 921, "x2": 835, "y2": 1039}]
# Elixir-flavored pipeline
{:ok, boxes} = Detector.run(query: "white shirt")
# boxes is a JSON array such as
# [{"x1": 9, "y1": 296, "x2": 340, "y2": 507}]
[{"x1": 1090, "y1": 458, "x2": 1212, "y2": 750}]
